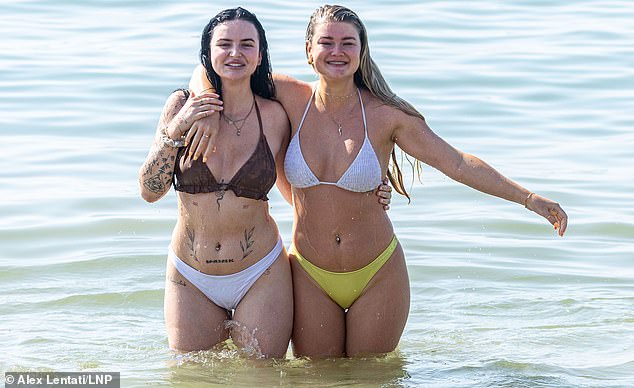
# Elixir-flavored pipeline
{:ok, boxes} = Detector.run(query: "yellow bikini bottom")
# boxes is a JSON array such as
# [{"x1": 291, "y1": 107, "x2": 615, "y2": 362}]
[{"x1": 289, "y1": 235, "x2": 398, "y2": 309}]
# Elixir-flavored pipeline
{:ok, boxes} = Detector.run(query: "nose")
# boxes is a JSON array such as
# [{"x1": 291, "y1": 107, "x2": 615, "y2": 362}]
[
  {"x1": 229, "y1": 44, "x2": 239, "y2": 56},
  {"x1": 332, "y1": 44, "x2": 344, "y2": 55}
]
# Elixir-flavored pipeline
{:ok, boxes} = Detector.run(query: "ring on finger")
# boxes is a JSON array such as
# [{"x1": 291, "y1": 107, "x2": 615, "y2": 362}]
[{"x1": 203, "y1": 134, "x2": 210, "y2": 138}]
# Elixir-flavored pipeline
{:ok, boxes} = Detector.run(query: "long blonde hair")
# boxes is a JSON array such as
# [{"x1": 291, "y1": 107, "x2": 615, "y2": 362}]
[{"x1": 306, "y1": 5, "x2": 423, "y2": 201}]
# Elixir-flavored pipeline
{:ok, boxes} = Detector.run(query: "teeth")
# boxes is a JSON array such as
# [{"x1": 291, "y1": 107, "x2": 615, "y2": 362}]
[
  {"x1": 227, "y1": 63, "x2": 244, "y2": 67},
  {"x1": 329, "y1": 61, "x2": 346, "y2": 65}
]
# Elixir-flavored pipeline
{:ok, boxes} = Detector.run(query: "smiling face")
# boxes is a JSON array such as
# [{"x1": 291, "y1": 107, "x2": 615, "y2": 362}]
[
  {"x1": 307, "y1": 21, "x2": 361, "y2": 81},
  {"x1": 209, "y1": 20, "x2": 261, "y2": 81}
]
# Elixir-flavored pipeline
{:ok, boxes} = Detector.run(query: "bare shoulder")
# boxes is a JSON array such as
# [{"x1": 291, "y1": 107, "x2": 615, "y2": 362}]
[
  {"x1": 273, "y1": 73, "x2": 313, "y2": 112},
  {"x1": 273, "y1": 73, "x2": 312, "y2": 94},
  {"x1": 361, "y1": 90, "x2": 421, "y2": 135},
  {"x1": 257, "y1": 97, "x2": 288, "y2": 123},
  {"x1": 161, "y1": 89, "x2": 189, "y2": 120},
  {"x1": 256, "y1": 97, "x2": 290, "y2": 140}
]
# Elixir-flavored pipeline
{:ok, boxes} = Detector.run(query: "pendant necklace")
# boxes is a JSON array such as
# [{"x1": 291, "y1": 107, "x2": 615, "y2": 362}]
[
  {"x1": 318, "y1": 90, "x2": 353, "y2": 136},
  {"x1": 221, "y1": 95, "x2": 255, "y2": 136}
]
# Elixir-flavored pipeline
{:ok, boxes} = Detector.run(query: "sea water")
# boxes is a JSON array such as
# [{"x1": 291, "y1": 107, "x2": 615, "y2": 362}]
[{"x1": 1, "y1": 1, "x2": 633, "y2": 386}]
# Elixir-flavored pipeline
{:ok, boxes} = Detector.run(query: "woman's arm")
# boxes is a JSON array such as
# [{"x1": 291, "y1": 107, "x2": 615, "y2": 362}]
[
  {"x1": 139, "y1": 90, "x2": 220, "y2": 202},
  {"x1": 274, "y1": 112, "x2": 293, "y2": 206},
  {"x1": 189, "y1": 65, "x2": 212, "y2": 94},
  {"x1": 189, "y1": 65, "x2": 311, "y2": 112},
  {"x1": 138, "y1": 91, "x2": 189, "y2": 203},
  {"x1": 189, "y1": 66, "x2": 391, "y2": 208},
  {"x1": 392, "y1": 112, "x2": 567, "y2": 236}
]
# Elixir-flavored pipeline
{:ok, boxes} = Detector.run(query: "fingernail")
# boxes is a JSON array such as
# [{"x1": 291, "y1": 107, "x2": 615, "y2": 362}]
[
  {"x1": 202, "y1": 157, "x2": 207, "y2": 163},
  {"x1": 193, "y1": 154, "x2": 199, "y2": 160}
]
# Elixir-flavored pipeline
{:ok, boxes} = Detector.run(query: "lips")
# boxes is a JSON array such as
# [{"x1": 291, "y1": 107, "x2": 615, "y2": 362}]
[{"x1": 225, "y1": 61, "x2": 245, "y2": 68}]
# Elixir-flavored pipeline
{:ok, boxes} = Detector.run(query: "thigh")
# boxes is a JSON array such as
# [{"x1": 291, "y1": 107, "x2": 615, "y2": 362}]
[
  {"x1": 232, "y1": 250, "x2": 293, "y2": 359},
  {"x1": 164, "y1": 259, "x2": 230, "y2": 352},
  {"x1": 289, "y1": 253, "x2": 346, "y2": 358},
  {"x1": 345, "y1": 244, "x2": 410, "y2": 356}
]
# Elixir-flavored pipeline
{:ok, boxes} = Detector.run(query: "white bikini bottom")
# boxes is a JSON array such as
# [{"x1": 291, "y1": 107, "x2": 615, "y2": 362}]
[{"x1": 169, "y1": 237, "x2": 283, "y2": 310}]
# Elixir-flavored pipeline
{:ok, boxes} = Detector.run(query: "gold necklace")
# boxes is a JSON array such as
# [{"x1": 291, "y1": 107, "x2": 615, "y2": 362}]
[
  {"x1": 221, "y1": 95, "x2": 255, "y2": 136},
  {"x1": 322, "y1": 89, "x2": 356, "y2": 100},
  {"x1": 317, "y1": 90, "x2": 355, "y2": 136}
]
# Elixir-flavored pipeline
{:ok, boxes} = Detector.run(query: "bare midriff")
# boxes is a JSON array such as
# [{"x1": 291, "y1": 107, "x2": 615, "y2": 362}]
[
  {"x1": 171, "y1": 190, "x2": 280, "y2": 276},
  {"x1": 291, "y1": 185, "x2": 394, "y2": 272}
]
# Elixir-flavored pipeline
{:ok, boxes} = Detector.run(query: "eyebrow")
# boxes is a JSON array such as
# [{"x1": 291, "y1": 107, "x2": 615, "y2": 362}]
[
  {"x1": 318, "y1": 36, "x2": 357, "y2": 41},
  {"x1": 216, "y1": 38, "x2": 256, "y2": 43}
]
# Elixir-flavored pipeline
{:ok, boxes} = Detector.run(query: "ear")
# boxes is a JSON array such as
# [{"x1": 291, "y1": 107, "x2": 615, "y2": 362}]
[
  {"x1": 258, "y1": 51, "x2": 262, "y2": 66},
  {"x1": 306, "y1": 41, "x2": 313, "y2": 65}
]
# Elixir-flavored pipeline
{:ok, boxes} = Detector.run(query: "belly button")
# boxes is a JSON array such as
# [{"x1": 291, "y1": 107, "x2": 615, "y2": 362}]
[
  {"x1": 335, "y1": 234, "x2": 341, "y2": 244},
  {"x1": 215, "y1": 243, "x2": 221, "y2": 251}
]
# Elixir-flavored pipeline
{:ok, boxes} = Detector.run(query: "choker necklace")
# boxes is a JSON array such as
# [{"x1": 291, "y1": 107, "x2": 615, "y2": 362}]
[
  {"x1": 322, "y1": 89, "x2": 356, "y2": 100},
  {"x1": 221, "y1": 95, "x2": 255, "y2": 136},
  {"x1": 318, "y1": 89, "x2": 357, "y2": 136}
]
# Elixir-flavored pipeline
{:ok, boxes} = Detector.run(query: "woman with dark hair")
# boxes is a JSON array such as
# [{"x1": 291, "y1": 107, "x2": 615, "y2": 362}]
[
  {"x1": 190, "y1": 5, "x2": 567, "y2": 358},
  {"x1": 139, "y1": 7, "x2": 293, "y2": 357}
]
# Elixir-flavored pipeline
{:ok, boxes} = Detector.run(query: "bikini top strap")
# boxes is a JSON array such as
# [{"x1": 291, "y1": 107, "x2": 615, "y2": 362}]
[
  {"x1": 253, "y1": 97, "x2": 263, "y2": 135},
  {"x1": 296, "y1": 84, "x2": 317, "y2": 134},
  {"x1": 357, "y1": 88, "x2": 368, "y2": 138}
]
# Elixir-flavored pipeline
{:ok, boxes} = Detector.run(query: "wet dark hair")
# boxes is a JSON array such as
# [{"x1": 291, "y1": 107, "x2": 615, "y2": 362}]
[{"x1": 200, "y1": 7, "x2": 275, "y2": 99}]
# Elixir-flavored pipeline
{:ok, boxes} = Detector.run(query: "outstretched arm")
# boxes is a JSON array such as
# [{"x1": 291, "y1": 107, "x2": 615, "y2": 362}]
[{"x1": 393, "y1": 113, "x2": 567, "y2": 236}]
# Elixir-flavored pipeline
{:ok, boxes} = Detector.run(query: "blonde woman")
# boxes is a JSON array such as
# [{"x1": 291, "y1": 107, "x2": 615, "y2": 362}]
[{"x1": 190, "y1": 5, "x2": 567, "y2": 357}]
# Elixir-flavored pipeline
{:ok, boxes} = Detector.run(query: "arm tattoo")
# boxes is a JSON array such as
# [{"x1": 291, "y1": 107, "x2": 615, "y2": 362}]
[
  {"x1": 143, "y1": 174, "x2": 165, "y2": 193},
  {"x1": 140, "y1": 92, "x2": 187, "y2": 197},
  {"x1": 142, "y1": 146, "x2": 178, "y2": 194},
  {"x1": 240, "y1": 226, "x2": 255, "y2": 260}
]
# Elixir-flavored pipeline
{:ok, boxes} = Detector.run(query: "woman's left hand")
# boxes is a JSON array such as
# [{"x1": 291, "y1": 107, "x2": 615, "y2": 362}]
[
  {"x1": 375, "y1": 178, "x2": 392, "y2": 211},
  {"x1": 182, "y1": 91, "x2": 223, "y2": 162},
  {"x1": 526, "y1": 193, "x2": 568, "y2": 237}
]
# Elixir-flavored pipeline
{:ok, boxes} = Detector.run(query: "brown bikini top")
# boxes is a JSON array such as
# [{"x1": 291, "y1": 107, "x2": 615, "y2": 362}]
[{"x1": 173, "y1": 99, "x2": 276, "y2": 201}]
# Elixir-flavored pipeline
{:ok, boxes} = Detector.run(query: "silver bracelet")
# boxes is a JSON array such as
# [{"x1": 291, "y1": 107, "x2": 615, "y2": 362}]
[{"x1": 160, "y1": 130, "x2": 186, "y2": 148}]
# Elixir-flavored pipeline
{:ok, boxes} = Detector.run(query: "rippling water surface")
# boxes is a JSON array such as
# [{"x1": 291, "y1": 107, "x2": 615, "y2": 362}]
[{"x1": 1, "y1": 1, "x2": 633, "y2": 387}]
